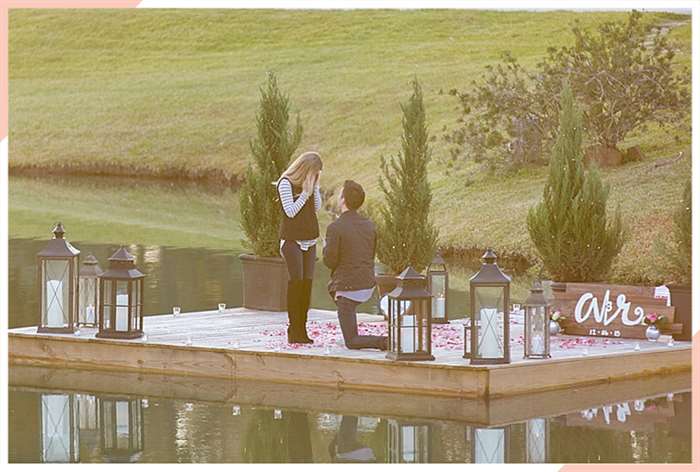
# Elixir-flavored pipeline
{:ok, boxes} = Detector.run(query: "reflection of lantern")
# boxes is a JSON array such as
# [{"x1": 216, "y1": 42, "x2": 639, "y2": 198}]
[
  {"x1": 468, "y1": 249, "x2": 511, "y2": 365},
  {"x1": 37, "y1": 223, "x2": 80, "y2": 333},
  {"x1": 79, "y1": 255, "x2": 102, "y2": 327},
  {"x1": 427, "y1": 254, "x2": 449, "y2": 324},
  {"x1": 471, "y1": 426, "x2": 509, "y2": 464},
  {"x1": 523, "y1": 281, "x2": 551, "y2": 359},
  {"x1": 387, "y1": 419, "x2": 431, "y2": 463},
  {"x1": 386, "y1": 267, "x2": 434, "y2": 361},
  {"x1": 98, "y1": 397, "x2": 144, "y2": 462},
  {"x1": 97, "y1": 247, "x2": 145, "y2": 339},
  {"x1": 525, "y1": 418, "x2": 549, "y2": 463},
  {"x1": 40, "y1": 393, "x2": 79, "y2": 463}
]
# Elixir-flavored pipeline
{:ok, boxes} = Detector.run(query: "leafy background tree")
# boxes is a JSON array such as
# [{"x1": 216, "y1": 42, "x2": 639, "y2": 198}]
[
  {"x1": 376, "y1": 78, "x2": 438, "y2": 274},
  {"x1": 527, "y1": 84, "x2": 626, "y2": 281},
  {"x1": 239, "y1": 72, "x2": 303, "y2": 257},
  {"x1": 443, "y1": 11, "x2": 690, "y2": 171}
]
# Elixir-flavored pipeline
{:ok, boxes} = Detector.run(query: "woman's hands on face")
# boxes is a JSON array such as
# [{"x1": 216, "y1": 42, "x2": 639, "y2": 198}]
[{"x1": 303, "y1": 172, "x2": 317, "y2": 194}]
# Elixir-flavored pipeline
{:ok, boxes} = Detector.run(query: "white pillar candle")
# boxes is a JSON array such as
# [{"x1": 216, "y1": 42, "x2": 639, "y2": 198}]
[
  {"x1": 401, "y1": 315, "x2": 416, "y2": 353},
  {"x1": 401, "y1": 425, "x2": 416, "y2": 462},
  {"x1": 85, "y1": 305, "x2": 95, "y2": 324},
  {"x1": 526, "y1": 418, "x2": 546, "y2": 463},
  {"x1": 531, "y1": 333, "x2": 544, "y2": 355},
  {"x1": 433, "y1": 297, "x2": 446, "y2": 319},
  {"x1": 46, "y1": 280, "x2": 64, "y2": 328},
  {"x1": 116, "y1": 294, "x2": 129, "y2": 331},
  {"x1": 479, "y1": 308, "x2": 502, "y2": 358}
]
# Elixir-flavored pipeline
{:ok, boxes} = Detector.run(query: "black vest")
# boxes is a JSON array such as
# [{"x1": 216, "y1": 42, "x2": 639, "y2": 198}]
[{"x1": 278, "y1": 178, "x2": 320, "y2": 241}]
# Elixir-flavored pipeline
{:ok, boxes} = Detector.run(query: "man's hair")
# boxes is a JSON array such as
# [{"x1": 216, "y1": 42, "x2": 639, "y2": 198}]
[{"x1": 342, "y1": 180, "x2": 365, "y2": 210}]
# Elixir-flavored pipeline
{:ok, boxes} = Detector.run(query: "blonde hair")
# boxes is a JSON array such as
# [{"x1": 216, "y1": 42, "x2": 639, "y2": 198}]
[{"x1": 279, "y1": 151, "x2": 323, "y2": 188}]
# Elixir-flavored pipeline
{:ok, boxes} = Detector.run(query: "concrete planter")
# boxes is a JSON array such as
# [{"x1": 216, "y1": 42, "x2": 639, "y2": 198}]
[{"x1": 239, "y1": 254, "x2": 288, "y2": 311}]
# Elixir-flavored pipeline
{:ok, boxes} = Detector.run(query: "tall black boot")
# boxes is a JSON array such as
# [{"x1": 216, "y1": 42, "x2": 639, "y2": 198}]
[
  {"x1": 287, "y1": 280, "x2": 305, "y2": 344},
  {"x1": 298, "y1": 279, "x2": 314, "y2": 344}
]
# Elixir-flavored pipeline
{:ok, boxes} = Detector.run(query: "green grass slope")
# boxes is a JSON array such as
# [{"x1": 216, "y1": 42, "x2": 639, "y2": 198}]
[{"x1": 8, "y1": 9, "x2": 691, "y2": 283}]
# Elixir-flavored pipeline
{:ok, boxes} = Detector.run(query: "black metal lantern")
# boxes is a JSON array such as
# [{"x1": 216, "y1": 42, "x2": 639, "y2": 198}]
[
  {"x1": 523, "y1": 281, "x2": 551, "y2": 359},
  {"x1": 40, "y1": 393, "x2": 79, "y2": 463},
  {"x1": 97, "y1": 247, "x2": 145, "y2": 339},
  {"x1": 387, "y1": 419, "x2": 431, "y2": 463},
  {"x1": 78, "y1": 255, "x2": 102, "y2": 327},
  {"x1": 97, "y1": 396, "x2": 144, "y2": 462},
  {"x1": 468, "y1": 248, "x2": 511, "y2": 365},
  {"x1": 427, "y1": 254, "x2": 449, "y2": 324},
  {"x1": 37, "y1": 222, "x2": 80, "y2": 333},
  {"x1": 386, "y1": 267, "x2": 434, "y2": 361},
  {"x1": 471, "y1": 426, "x2": 510, "y2": 464}
]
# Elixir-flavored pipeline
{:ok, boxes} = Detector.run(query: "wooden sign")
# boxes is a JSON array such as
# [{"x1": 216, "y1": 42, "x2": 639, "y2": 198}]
[{"x1": 551, "y1": 283, "x2": 683, "y2": 339}]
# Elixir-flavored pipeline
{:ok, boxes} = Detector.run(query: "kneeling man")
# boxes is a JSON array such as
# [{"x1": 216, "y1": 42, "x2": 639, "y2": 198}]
[{"x1": 323, "y1": 180, "x2": 388, "y2": 350}]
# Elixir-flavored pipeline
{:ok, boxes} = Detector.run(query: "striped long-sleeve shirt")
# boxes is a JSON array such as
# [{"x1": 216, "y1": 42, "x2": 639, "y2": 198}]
[{"x1": 278, "y1": 177, "x2": 321, "y2": 252}]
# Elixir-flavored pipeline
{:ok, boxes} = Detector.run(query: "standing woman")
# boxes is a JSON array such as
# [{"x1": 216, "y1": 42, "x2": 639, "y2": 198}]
[{"x1": 277, "y1": 151, "x2": 323, "y2": 343}]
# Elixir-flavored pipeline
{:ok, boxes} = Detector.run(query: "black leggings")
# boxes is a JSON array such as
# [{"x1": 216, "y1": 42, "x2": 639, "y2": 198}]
[{"x1": 281, "y1": 240, "x2": 316, "y2": 280}]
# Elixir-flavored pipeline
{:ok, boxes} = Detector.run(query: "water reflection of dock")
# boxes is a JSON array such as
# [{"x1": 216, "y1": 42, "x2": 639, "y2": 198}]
[
  {"x1": 9, "y1": 308, "x2": 691, "y2": 399},
  {"x1": 10, "y1": 368, "x2": 691, "y2": 464}
]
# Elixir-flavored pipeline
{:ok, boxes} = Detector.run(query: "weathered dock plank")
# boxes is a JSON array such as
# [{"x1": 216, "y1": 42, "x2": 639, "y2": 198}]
[{"x1": 9, "y1": 308, "x2": 691, "y2": 399}]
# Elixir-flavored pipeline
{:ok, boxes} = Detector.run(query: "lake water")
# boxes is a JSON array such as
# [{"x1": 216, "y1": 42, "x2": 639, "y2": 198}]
[
  {"x1": 8, "y1": 366, "x2": 692, "y2": 463},
  {"x1": 8, "y1": 176, "x2": 691, "y2": 463}
]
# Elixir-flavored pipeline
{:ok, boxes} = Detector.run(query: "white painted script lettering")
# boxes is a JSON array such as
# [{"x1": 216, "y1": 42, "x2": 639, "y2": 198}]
[{"x1": 574, "y1": 290, "x2": 645, "y2": 327}]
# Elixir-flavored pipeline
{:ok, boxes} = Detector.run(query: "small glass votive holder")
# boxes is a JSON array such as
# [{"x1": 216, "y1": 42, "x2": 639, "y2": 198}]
[
  {"x1": 667, "y1": 393, "x2": 674, "y2": 402},
  {"x1": 633, "y1": 342, "x2": 641, "y2": 351},
  {"x1": 582, "y1": 348, "x2": 589, "y2": 356},
  {"x1": 232, "y1": 340, "x2": 240, "y2": 349},
  {"x1": 667, "y1": 337, "x2": 675, "y2": 347},
  {"x1": 173, "y1": 306, "x2": 181, "y2": 317},
  {"x1": 273, "y1": 408, "x2": 283, "y2": 420},
  {"x1": 232, "y1": 405, "x2": 241, "y2": 416},
  {"x1": 185, "y1": 336, "x2": 192, "y2": 346},
  {"x1": 218, "y1": 303, "x2": 226, "y2": 313},
  {"x1": 324, "y1": 345, "x2": 332, "y2": 355},
  {"x1": 141, "y1": 399, "x2": 149, "y2": 408}
]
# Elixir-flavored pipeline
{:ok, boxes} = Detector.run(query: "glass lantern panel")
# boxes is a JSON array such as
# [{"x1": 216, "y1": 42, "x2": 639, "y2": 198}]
[
  {"x1": 389, "y1": 299, "x2": 400, "y2": 352},
  {"x1": 132, "y1": 402, "x2": 143, "y2": 449},
  {"x1": 42, "y1": 260, "x2": 70, "y2": 328},
  {"x1": 115, "y1": 400, "x2": 130, "y2": 449},
  {"x1": 430, "y1": 275, "x2": 447, "y2": 319},
  {"x1": 527, "y1": 306, "x2": 547, "y2": 356},
  {"x1": 526, "y1": 418, "x2": 547, "y2": 463},
  {"x1": 41, "y1": 394, "x2": 74, "y2": 463},
  {"x1": 79, "y1": 277, "x2": 97, "y2": 325},
  {"x1": 474, "y1": 428, "x2": 505, "y2": 464},
  {"x1": 115, "y1": 281, "x2": 129, "y2": 332},
  {"x1": 400, "y1": 301, "x2": 417, "y2": 354},
  {"x1": 132, "y1": 281, "x2": 141, "y2": 331},
  {"x1": 102, "y1": 280, "x2": 113, "y2": 330},
  {"x1": 474, "y1": 286, "x2": 505, "y2": 359}
]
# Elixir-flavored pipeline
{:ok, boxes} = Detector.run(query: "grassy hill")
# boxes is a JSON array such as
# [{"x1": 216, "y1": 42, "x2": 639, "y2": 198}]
[{"x1": 8, "y1": 9, "x2": 691, "y2": 283}]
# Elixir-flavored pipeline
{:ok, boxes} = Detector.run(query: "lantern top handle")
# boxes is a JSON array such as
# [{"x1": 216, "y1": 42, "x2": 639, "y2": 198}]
[
  {"x1": 530, "y1": 279, "x2": 544, "y2": 293},
  {"x1": 525, "y1": 279, "x2": 548, "y2": 306},
  {"x1": 109, "y1": 246, "x2": 136, "y2": 263},
  {"x1": 430, "y1": 253, "x2": 446, "y2": 266},
  {"x1": 52, "y1": 222, "x2": 65, "y2": 239},
  {"x1": 482, "y1": 248, "x2": 497, "y2": 265},
  {"x1": 83, "y1": 254, "x2": 100, "y2": 265},
  {"x1": 397, "y1": 266, "x2": 424, "y2": 281}
]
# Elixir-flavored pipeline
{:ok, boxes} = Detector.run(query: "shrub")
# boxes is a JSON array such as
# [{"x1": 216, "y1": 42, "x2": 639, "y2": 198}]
[
  {"x1": 527, "y1": 84, "x2": 626, "y2": 281},
  {"x1": 376, "y1": 78, "x2": 438, "y2": 273},
  {"x1": 239, "y1": 73, "x2": 303, "y2": 257},
  {"x1": 443, "y1": 11, "x2": 690, "y2": 170}
]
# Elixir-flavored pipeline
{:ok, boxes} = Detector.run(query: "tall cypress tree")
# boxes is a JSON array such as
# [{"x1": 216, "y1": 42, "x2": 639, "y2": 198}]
[
  {"x1": 377, "y1": 78, "x2": 438, "y2": 273},
  {"x1": 240, "y1": 73, "x2": 303, "y2": 257},
  {"x1": 527, "y1": 84, "x2": 626, "y2": 281}
]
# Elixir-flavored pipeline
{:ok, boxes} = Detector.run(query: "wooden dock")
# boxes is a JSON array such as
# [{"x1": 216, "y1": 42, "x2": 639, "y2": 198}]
[{"x1": 9, "y1": 308, "x2": 691, "y2": 399}]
